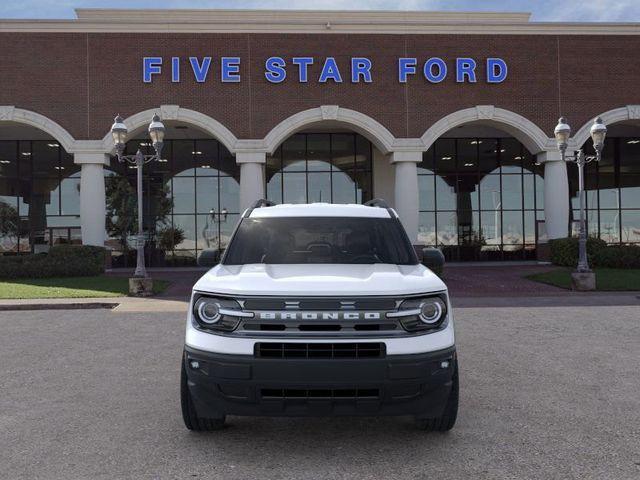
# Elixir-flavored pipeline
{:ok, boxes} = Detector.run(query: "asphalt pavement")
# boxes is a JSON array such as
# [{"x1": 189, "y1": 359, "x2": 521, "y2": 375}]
[{"x1": 1, "y1": 305, "x2": 639, "y2": 479}]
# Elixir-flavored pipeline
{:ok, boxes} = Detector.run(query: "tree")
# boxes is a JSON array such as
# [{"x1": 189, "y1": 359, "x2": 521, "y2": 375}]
[
  {"x1": 0, "y1": 201, "x2": 21, "y2": 249},
  {"x1": 105, "y1": 175, "x2": 173, "y2": 252}
]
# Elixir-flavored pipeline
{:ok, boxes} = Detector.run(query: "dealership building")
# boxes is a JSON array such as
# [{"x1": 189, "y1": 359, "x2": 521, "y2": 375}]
[{"x1": 1, "y1": 9, "x2": 640, "y2": 265}]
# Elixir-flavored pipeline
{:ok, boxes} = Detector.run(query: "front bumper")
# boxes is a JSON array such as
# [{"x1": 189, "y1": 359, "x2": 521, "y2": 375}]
[{"x1": 184, "y1": 346, "x2": 456, "y2": 417}]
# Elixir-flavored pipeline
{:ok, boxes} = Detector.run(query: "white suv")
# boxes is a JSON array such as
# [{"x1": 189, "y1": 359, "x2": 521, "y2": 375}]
[{"x1": 181, "y1": 199, "x2": 458, "y2": 431}]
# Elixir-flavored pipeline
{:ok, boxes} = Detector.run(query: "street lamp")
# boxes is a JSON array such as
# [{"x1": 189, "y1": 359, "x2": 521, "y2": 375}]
[
  {"x1": 554, "y1": 116, "x2": 607, "y2": 276},
  {"x1": 110, "y1": 113, "x2": 165, "y2": 279}
]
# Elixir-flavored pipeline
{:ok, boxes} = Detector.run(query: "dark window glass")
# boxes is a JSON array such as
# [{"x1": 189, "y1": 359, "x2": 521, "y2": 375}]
[
  {"x1": 0, "y1": 141, "x2": 18, "y2": 177},
  {"x1": 500, "y1": 138, "x2": 522, "y2": 174},
  {"x1": 173, "y1": 140, "x2": 195, "y2": 176},
  {"x1": 307, "y1": 134, "x2": 331, "y2": 171},
  {"x1": 434, "y1": 139, "x2": 456, "y2": 175},
  {"x1": 194, "y1": 139, "x2": 219, "y2": 175},
  {"x1": 419, "y1": 147, "x2": 434, "y2": 173},
  {"x1": 223, "y1": 217, "x2": 417, "y2": 265},
  {"x1": 331, "y1": 134, "x2": 355, "y2": 172},
  {"x1": 282, "y1": 135, "x2": 305, "y2": 172},
  {"x1": 477, "y1": 139, "x2": 498, "y2": 174},
  {"x1": 266, "y1": 133, "x2": 372, "y2": 206},
  {"x1": 457, "y1": 138, "x2": 478, "y2": 173}
]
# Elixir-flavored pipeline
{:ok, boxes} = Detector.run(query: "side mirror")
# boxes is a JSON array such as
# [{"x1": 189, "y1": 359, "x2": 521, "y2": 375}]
[
  {"x1": 197, "y1": 249, "x2": 221, "y2": 267},
  {"x1": 421, "y1": 247, "x2": 445, "y2": 276}
]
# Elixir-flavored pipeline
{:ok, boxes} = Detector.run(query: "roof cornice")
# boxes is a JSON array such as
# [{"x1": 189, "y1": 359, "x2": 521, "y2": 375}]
[{"x1": 0, "y1": 9, "x2": 639, "y2": 35}]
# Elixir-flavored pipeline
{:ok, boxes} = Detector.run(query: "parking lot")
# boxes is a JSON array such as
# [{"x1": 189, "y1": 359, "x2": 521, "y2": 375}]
[{"x1": 1, "y1": 304, "x2": 639, "y2": 479}]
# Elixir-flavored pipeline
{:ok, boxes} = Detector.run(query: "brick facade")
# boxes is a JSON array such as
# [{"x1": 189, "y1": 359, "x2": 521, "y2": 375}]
[{"x1": 1, "y1": 31, "x2": 639, "y2": 142}]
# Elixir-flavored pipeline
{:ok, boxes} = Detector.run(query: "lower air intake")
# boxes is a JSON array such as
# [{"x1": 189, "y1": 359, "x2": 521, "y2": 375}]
[
  {"x1": 261, "y1": 388, "x2": 380, "y2": 399},
  {"x1": 255, "y1": 342, "x2": 385, "y2": 359}
]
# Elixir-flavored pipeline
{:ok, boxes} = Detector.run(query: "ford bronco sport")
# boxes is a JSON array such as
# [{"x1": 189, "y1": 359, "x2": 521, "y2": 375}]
[{"x1": 181, "y1": 199, "x2": 458, "y2": 431}]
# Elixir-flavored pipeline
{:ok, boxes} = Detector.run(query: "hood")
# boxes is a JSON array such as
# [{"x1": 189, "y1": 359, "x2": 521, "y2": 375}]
[{"x1": 192, "y1": 263, "x2": 446, "y2": 297}]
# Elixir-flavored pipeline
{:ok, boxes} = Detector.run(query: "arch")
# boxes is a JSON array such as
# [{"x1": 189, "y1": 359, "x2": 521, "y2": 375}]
[
  {"x1": 100, "y1": 105, "x2": 239, "y2": 154},
  {"x1": 572, "y1": 105, "x2": 640, "y2": 148},
  {"x1": 420, "y1": 106, "x2": 552, "y2": 154},
  {"x1": 0, "y1": 106, "x2": 76, "y2": 153},
  {"x1": 263, "y1": 106, "x2": 396, "y2": 155}
]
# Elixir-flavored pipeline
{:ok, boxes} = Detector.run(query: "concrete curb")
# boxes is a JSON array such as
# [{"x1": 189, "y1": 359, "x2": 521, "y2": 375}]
[{"x1": 0, "y1": 302, "x2": 119, "y2": 311}]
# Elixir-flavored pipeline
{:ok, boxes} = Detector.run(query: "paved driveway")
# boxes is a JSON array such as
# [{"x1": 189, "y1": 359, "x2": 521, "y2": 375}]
[{"x1": 1, "y1": 305, "x2": 639, "y2": 479}]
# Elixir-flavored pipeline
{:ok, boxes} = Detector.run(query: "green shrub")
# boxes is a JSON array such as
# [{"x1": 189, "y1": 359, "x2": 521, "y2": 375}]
[
  {"x1": 550, "y1": 237, "x2": 640, "y2": 269},
  {"x1": 593, "y1": 245, "x2": 640, "y2": 269},
  {"x1": 549, "y1": 237, "x2": 607, "y2": 267},
  {"x1": 0, "y1": 245, "x2": 106, "y2": 279}
]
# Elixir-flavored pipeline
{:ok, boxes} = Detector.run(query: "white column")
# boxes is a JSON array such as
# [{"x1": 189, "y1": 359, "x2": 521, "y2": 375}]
[
  {"x1": 75, "y1": 153, "x2": 109, "y2": 246},
  {"x1": 391, "y1": 151, "x2": 421, "y2": 244},
  {"x1": 237, "y1": 151, "x2": 266, "y2": 213},
  {"x1": 539, "y1": 151, "x2": 569, "y2": 239}
]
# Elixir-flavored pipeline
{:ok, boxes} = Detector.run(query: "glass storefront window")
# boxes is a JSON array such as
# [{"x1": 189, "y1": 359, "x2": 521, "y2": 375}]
[
  {"x1": 568, "y1": 136, "x2": 640, "y2": 245},
  {"x1": 0, "y1": 140, "x2": 79, "y2": 254},
  {"x1": 419, "y1": 136, "x2": 544, "y2": 260},
  {"x1": 105, "y1": 138, "x2": 239, "y2": 267},
  {"x1": 266, "y1": 132, "x2": 373, "y2": 205}
]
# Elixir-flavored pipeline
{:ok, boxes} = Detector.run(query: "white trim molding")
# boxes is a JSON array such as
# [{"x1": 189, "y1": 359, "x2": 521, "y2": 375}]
[
  {"x1": 263, "y1": 106, "x2": 397, "y2": 155},
  {"x1": 571, "y1": 105, "x2": 640, "y2": 149},
  {"x1": 3, "y1": 10, "x2": 640, "y2": 35},
  {"x1": 421, "y1": 105, "x2": 553, "y2": 154},
  {"x1": 0, "y1": 106, "x2": 76, "y2": 153},
  {"x1": 100, "y1": 105, "x2": 239, "y2": 154}
]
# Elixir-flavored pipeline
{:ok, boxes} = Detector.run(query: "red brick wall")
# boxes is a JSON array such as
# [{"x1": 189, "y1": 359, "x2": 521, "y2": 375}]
[{"x1": 1, "y1": 32, "x2": 639, "y2": 142}]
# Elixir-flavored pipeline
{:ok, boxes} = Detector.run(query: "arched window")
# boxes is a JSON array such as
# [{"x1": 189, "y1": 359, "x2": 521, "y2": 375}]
[
  {"x1": 106, "y1": 138, "x2": 239, "y2": 267},
  {"x1": 418, "y1": 137, "x2": 544, "y2": 261},
  {"x1": 266, "y1": 133, "x2": 373, "y2": 204},
  {"x1": 0, "y1": 140, "x2": 80, "y2": 254}
]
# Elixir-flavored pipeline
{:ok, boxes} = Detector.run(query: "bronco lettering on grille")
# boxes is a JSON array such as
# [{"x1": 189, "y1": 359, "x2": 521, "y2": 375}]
[{"x1": 257, "y1": 312, "x2": 382, "y2": 321}]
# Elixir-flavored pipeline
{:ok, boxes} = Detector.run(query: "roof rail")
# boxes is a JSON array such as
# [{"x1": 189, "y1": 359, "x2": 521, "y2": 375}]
[
  {"x1": 243, "y1": 198, "x2": 276, "y2": 218},
  {"x1": 251, "y1": 199, "x2": 276, "y2": 209},
  {"x1": 364, "y1": 198, "x2": 398, "y2": 219},
  {"x1": 364, "y1": 198, "x2": 390, "y2": 209}
]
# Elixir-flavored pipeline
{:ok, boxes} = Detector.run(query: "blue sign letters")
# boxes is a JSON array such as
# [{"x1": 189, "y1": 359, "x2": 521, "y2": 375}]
[{"x1": 143, "y1": 56, "x2": 508, "y2": 84}]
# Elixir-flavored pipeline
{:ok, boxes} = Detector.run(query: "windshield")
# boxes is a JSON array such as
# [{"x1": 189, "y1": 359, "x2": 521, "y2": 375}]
[{"x1": 223, "y1": 216, "x2": 418, "y2": 265}]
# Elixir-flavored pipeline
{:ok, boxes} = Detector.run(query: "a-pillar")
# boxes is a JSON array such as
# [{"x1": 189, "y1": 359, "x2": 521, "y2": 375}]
[
  {"x1": 75, "y1": 152, "x2": 109, "y2": 246},
  {"x1": 391, "y1": 151, "x2": 421, "y2": 244},
  {"x1": 237, "y1": 151, "x2": 266, "y2": 213},
  {"x1": 538, "y1": 151, "x2": 569, "y2": 239}
]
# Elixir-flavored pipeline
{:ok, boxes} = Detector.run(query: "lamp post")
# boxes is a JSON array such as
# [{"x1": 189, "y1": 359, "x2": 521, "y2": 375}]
[
  {"x1": 110, "y1": 114, "x2": 165, "y2": 280},
  {"x1": 553, "y1": 116, "x2": 607, "y2": 286}
]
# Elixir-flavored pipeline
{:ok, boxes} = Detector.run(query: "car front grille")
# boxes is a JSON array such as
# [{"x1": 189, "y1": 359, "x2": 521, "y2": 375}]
[
  {"x1": 255, "y1": 342, "x2": 385, "y2": 359},
  {"x1": 242, "y1": 297, "x2": 398, "y2": 311}
]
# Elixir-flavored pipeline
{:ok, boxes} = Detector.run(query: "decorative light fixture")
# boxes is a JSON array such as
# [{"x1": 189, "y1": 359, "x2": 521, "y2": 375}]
[
  {"x1": 553, "y1": 116, "x2": 607, "y2": 281},
  {"x1": 110, "y1": 113, "x2": 165, "y2": 279}
]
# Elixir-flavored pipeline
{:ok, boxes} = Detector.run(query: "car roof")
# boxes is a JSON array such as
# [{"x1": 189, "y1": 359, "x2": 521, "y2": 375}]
[{"x1": 248, "y1": 203, "x2": 393, "y2": 219}]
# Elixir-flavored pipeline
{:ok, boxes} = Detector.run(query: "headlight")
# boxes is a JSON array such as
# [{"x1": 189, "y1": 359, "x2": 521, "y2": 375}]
[
  {"x1": 195, "y1": 298, "x2": 221, "y2": 324},
  {"x1": 418, "y1": 298, "x2": 446, "y2": 324},
  {"x1": 192, "y1": 295, "x2": 251, "y2": 332},
  {"x1": 387, "y1": 294, "x2": 448, "y2": 332}
]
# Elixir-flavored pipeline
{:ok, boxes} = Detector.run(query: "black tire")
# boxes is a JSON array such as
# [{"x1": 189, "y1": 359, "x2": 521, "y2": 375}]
[
  {"x1": 415, "y1": 361, "x2": 459, "y2": 432},
  {"x1": 181, "y1": 360, "x2": 226, "y2": 431}
]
